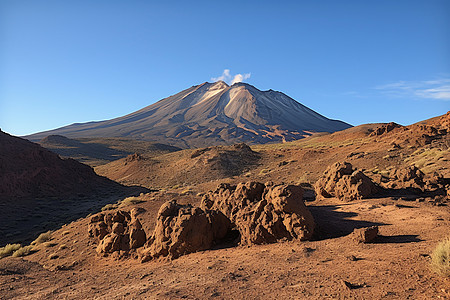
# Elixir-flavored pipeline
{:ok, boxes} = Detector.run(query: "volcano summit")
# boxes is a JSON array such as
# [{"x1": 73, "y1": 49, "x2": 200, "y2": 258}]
[{"x1": 27, "y1": 82, "x2": 351, "y2": 148}]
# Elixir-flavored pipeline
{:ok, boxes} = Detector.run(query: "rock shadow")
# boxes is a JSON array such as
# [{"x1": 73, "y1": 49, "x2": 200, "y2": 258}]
[
  {"x1": 0, "y1": 185, "x2": 150, "y2": 247},
  {"x1": 373, "y1": 234, "x2": 422, "y2": 244},
  {"x1": 308, "y1": 205, "x2": 386, "y2": 240}
]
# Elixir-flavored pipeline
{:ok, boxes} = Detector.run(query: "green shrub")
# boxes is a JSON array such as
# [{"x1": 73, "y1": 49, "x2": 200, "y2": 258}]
[
  {"x1": 0, "y1": 244, "x2": 21, "y2": 258},
  {"x1": 12, "y1": 245, "x2": 36, "y2": 257},
  {"x1": 431, "y1": 237, "x2": 450, "y2": 277},
  {"x1": 31, "y1": 231, "x2": 53, "y2": 245}
]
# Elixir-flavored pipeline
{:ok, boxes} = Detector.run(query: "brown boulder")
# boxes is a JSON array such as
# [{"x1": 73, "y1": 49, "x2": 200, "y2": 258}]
[
  {"x1": 140, "y1": 201, "x2": 231, "y2": 261},
  {"x1": 88, "y1": 221, "x2": 108, "y2": 241},
  {"x1": 385, "y1": 166, "x2": 425, "y2": 190},
  {"x1": 314, "y1": 162, "x2": 377, "y2": 201},
  {"x1": 201, "y1": 182, "x2": 315, "y2": 245},
  {"x1": 89, "y1": 210, "x2": 147, "y2": 256},
  {"x1": 369, "y1": 122, "x2": 402, "y2": 136},
  {"x1": 352, "y1": 226, "x2": 379, "y2": 243}
]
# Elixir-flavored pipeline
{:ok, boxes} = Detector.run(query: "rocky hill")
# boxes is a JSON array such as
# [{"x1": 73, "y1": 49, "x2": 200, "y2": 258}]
[{"x1": 0, "y1": 130, "x2": 144, "y2": 246}]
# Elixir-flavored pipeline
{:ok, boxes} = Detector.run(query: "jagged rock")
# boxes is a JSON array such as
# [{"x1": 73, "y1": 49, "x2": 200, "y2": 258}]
[
  {"x1": 140, "y1": 201, "x2": 231, "y2": 261},
  {"x1": 314, "y1": 162, "x2": 377, "y2": 201},
  {"x1": 439, "y1": 111, "x2": 450, "y2": 130},
  {"x1": 352, "y1": 226, "x2": 379, "y2": 243},
  {"x1": 130, "y1": 207, "x2": 146, "y2": 219},
  {"x1": 385, "y1": 166, "x2": 426, "y2": 190},
  {"x1": 88, "y1": 221, "x2": 108, "y2": 241},
  {"x1": 369, "y1": 122, "x2": 402, "y2": 136},
  {"x1": 201, "y1": 182, "x2": 315, "y2": 245},
  {"x1": 88, "y1": 210, "x2": 147, "y2": 256}
]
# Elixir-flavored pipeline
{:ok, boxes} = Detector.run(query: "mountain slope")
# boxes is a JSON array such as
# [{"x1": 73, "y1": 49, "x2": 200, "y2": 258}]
[
  {"x1": 39, "y1": 135, "x2": 182, "y2": 166},
  {"x1": 0, "y1": 131, "x2": 121, "y2": 198},
  {"x1": 26, "y1": 82, "x2": 352, "y2": 148}
]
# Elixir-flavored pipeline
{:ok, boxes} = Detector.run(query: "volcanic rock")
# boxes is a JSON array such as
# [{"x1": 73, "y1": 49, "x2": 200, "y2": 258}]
[
  {"x1": 352, "y1": 226, "x2": 379, "y2": 243},
  {"x1": 314, "y1": 162, "x2": 377, "y2": 201},
  {"x1": 201, "y1": 182, "x2": 315, "y2": 244},
  {"x1": 140, "y1": 201, "x2": 231, "y2": 261},
  {"x1": 89, "y1": 210, "x2": 147, "y2": 256},
  {"x1": 386, "y1": 166, "x2": 426, "y2": 190},
  {"x1": 369, "y1": 122, "x2": 403, "y2": 137}
]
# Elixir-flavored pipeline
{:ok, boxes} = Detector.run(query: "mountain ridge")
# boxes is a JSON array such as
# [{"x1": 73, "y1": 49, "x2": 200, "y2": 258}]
[{"x1": 26, "y1": 82, "x2": 352, "y2": 148}]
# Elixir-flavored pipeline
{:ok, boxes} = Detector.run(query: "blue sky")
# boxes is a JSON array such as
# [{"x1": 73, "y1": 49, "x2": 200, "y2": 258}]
[{"x1": 1, "y1": 0, "x2": 449, "y2": 136}]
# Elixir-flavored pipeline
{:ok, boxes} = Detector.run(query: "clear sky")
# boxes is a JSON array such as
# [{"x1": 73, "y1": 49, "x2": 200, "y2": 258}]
[{"x1": 1, "y1": 0, "x2": 449, "y2": 136}]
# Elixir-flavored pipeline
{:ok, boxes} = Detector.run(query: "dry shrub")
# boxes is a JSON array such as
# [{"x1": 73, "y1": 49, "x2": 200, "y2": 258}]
[
  {"x1": 12, "y1": 245, "x2": 36, "y2": 257},
  {"x1": 119, "y1": 196, "x2": 145, "y2": 207},
  {"x1": 0, "y1": 244, "x2": 21, "y2": 258},
  {"x1": 101, "y1": 203, "x2": 117, "y2": 211},
  {"x1": 31, "y1": 231, "x2": 53, "y2": 245},
  {"x1": 431, "y1": 237, "x2": 450, "y2": 277}
]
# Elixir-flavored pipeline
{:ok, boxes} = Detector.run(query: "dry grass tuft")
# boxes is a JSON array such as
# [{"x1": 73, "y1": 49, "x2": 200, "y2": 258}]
[
  {"x1": 12, "y1": 245, "x2": 36, "y2": 257},
  {"x1": 431, "y1": 237, "x2": 450, "y2": 277},
  {"x1": 0, "y1": 244, "x2": 21, "y2": 258},
  {"x1": 31, "y1": 231, "x2": 53, "y2": 245}
]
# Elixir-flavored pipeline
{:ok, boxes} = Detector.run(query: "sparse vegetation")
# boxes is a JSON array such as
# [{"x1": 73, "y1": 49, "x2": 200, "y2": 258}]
[
  {"x1": 31, "y1": 230, "x2": 53, "y2": 245},
  {"x1": 43, "y1": 242, "x2": 58, "y2": 247},
  {"x1": 119, "y1": 196, "x2": 145, "y2": 207},
  {"x1": 12, "y1": 245, "x2": 36, "y2": 257},
  {"x1": 259, "y1": 168, "x2": 271, "y2": 175},
  {"x1": 431, "y1": 237, "x2": 450, "y2": 277},
  {"x1": 0, "y1": 244, "x2": 37, "y2": 258},
  {"x1": 101, "y1": 196, "x2": 146, "y2": 211},
  {"x1": 404, "y1": 148, "x2": 449, "y2": 174},
  {"x1": 181, "y1": 189, "x2": 193, "y2": 195},
  {"x1": 101, "y1": 203, "x2": 118, "y2": 211},
  {"x1": 0, "y1": 243, "x2": 21, "y2": 258}
]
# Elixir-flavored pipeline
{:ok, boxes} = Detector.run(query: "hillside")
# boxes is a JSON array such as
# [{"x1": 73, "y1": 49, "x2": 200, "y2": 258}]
[
  {"x1": 0, "y1": 131, "x2": 145, "y2": 246},
  {"x1": 39, "y1": 135, "x2": 182, "y2": 166}
]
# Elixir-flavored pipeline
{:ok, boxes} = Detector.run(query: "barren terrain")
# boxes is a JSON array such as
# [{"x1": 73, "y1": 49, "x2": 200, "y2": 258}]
[{"x1": 1, "y1": 112, "x2": 449, "y2": 299}]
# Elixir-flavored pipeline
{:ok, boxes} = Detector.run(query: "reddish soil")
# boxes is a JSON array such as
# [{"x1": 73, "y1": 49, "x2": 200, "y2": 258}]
[
  {"x1": 1, "y1": 112, "x2": 449, "y2": 299},
  {"x1": 0, "y1": 193, "x2": 448, "y2": 299}
]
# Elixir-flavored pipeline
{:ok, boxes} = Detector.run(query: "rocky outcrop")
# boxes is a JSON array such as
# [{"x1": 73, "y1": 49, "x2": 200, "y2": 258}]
[
  {"x1": 384, "y1": 166, "x2": 447, "y2": 194},
  {"x1": 140, "y1": 201, "x2": 231, "y2": 261},
  {"x1": 88, "y1": 210, "x2": 146, "y2": 257},
  {"x1": 90, "y1": 181, "x2": 315, "y2": 261},
  {"x1": 201, "y1": 182, "x2": 315, "y2": 245},
  {"x1": 314, "y1": 162, "x2": 377, "y2": 201},
  {"x1": 388, "y1": 166, "x2": 425, "y2": 190},
  {"x1": 369, "y1": 122, "x2": 402, "y2": 137}
]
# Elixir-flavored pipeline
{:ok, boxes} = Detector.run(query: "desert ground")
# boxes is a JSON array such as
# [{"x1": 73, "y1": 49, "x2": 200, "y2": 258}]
[{"x1": 1, "y1": 112, "x2": 449, "y2": 299}]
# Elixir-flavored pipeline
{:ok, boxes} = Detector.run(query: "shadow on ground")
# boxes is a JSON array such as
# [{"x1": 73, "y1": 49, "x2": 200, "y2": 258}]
[
  {"x1": 0, "y1": 185, "x2": 149, "y2": 247},
  {"x1": 374, "y1": 234, "x2": 422, "y2": 244},
  {"x1": 308, "y1": 205, "x2": 387, "y2": 240}
]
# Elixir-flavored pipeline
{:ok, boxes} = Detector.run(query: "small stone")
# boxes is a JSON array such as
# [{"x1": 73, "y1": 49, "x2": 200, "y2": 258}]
[
  {"x1": 347, "y1": 255, "x2": 357, "y2": 261},
  {"x1": 352, "y1": 226, "x2": 378, "y2": 243}
]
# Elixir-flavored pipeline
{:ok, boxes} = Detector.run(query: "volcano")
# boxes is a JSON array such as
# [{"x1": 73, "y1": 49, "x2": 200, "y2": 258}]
[{"x1": 26, "y1": 82, "x2": 351, "y2": 148}]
